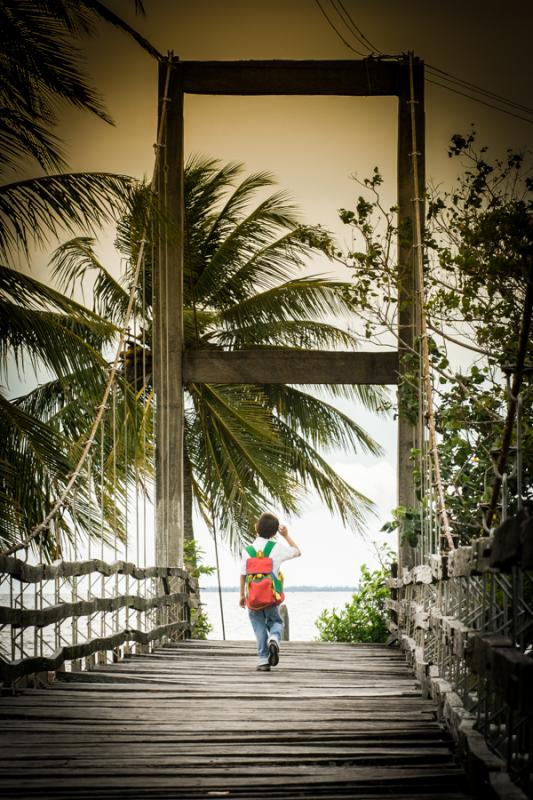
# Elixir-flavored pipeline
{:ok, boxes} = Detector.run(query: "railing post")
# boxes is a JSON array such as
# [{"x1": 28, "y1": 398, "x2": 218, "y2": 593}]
[{"x1": 280, "y1": 604, "x2": 290, "y2": 641}]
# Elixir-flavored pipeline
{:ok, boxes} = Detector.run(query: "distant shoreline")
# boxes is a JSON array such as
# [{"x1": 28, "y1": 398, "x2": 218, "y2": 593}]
[{"x1": 199, "y1": 586, "x2": 357, "y2": 593}]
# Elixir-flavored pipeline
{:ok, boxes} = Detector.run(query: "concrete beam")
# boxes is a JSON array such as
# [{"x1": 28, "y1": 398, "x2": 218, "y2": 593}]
[
  {"x1": 183, "y1": 350, "x2": 399, "y2": 385},
  {"x1": 178, "y1": 59, "x2": 401, "y2": 96}
]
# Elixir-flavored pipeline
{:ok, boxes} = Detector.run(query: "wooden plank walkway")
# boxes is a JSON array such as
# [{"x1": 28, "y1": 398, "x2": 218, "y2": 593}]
[{"x1": 0, "y1": 640, "x2": 471, "y2": 799}]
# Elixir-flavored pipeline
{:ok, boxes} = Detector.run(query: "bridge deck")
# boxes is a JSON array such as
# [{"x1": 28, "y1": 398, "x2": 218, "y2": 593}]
[{"x1": 1, "y1": 640, "x2": 471, "y2": 799}]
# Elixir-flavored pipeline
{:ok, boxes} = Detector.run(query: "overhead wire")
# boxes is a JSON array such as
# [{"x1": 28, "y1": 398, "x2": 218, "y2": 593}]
[
  {"x1": 425, "y1": 77, "x2": 533, "y2": 126},
  {"x1": 313, "y1": 0, "x2": 367, "y2": 57},
  {"x1": 314, "y1": 0, "x2": 533, "y2": 124},
  {"x1": 425, "y1": 63, "x2": 533, "y2": 117},
  {"x1": 330, "y1": 0, "x2": 380, "y2": 53}
]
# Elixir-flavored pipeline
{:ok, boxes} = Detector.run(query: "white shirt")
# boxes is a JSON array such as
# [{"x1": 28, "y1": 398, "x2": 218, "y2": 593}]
[{"x1": 240, "y1": 535, "x2": 300, "y2": 578}]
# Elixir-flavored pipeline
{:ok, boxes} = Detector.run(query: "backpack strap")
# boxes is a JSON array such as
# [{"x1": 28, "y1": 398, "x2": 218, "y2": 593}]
[
  {"x1": 263, "y1": 540, "x2": 276, "y2": 557},
  {"x1": 245, "y1": 545, "x2": 257, "y2": 558}
]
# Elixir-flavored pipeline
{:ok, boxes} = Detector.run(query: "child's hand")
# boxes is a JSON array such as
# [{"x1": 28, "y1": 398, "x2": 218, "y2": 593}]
[
  {"x1": 279, "y1": 524, "x2": 288, "y2": 538},
  {"x1": 239, "y1": 596, "x2": 246, "y2": 608}
]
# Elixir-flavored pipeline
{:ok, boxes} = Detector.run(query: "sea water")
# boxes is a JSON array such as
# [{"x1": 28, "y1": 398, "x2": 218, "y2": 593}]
[
  {"x1": 0, "y1": 589, "x2": 356, "y2": 656},
  {"x1": 199, "y1": 589, "x2": 355, "y2": 641}
]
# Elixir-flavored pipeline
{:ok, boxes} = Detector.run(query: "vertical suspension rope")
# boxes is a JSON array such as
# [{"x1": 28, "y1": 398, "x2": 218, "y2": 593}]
[
  {"x1": 212, "y1": 514, "x2": 226, "y2": 640},
  {"x1": 123, "y1": 337, "x2": 130, "y2": 634},
  {"x1": 407, "y1": 53, "x2": 455, "y2": 551},
  {"x1": 190, "y1": 263, "x2": 227, "y2": 639},
  {"x1": 163, "y1": 116, "x2": 171, "y2": 571},
  {"x1": 100, "y1": 415, "x2": 106, "y2": 658},
  {"x1": 86, "y1": 454, "x2": 93, "y2": 644},
  {"x1": 145, "y1": 218, "x2": 152, "y2": 571}
]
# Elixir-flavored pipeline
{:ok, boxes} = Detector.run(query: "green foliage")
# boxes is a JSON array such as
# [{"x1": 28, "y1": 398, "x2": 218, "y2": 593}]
[
  {"x1": 183, "y1": 539, "x2": 215, "y2": 581},
  {"x1": 183, "y1": 539, "x2": 213, "y2": 640},
  {"x1": 315, "y1": 558, "x2": 391, "y2": 643},
  {"x1": 188, "y1": 605, "x2": 212, "y2": 641},
  {"x1": 179, "y1": 158, "x2": 388, "y2": 547},
  {"x1": 336, "y1": 131, "x2": 533, "y2": 542},
  {"x1": 381, "y1": 505, "x2": 421, "y2": 547}
]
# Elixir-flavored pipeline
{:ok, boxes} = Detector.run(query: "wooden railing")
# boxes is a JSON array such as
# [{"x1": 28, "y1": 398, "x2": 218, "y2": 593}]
[
  {"x1": 0, "y1": 554, "x2": 198, "y2": 685},
  {"x1": 389, "y1": 521, "x2": 533, "y2": 799}
]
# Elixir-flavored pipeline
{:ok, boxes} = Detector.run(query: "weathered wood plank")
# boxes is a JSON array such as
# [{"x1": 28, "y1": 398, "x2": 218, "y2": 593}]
[
  {"x1": 0, "y1": 640, "x2": 470, "y2": 799},
  {"x1": 184, "y1": 349, "x2": 399, "y2": 385}
]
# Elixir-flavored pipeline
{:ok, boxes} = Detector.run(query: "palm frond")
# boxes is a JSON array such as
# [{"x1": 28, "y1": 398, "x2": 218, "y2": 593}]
[
  {"x1": 0, "y1": 389, "x2": 75, "y2": 553},
  {"x1": 194, "y1": 192, "x2": 301, "y2": 306},
  {"x1": 0, "y1": 2, "x2": 112, "y2": 123},
  {"x1": 184, "y1": 308, "x2": 218, "y2": 345},
  {"x1": 0, "y1": 261, "x2": 117, "y2": 331},
  {"x1": 0, "y1": 303, "x2": 111, "y2": 386},
  {"x1": 212, "y1": 320, "x2": 360, "y2": 350},
  {"x1": 14, "y1": 370, "x2": 104, "y2": 437},
  {"x1": 263, "y1": 384, "x2": 383, "y2": 457},
  {"x1": 5, "y1": 372, "x2": 152, "y2": 555},
  {"x1": 0, "y1": 107, "x2": 66, "y2": 173},
  {"x1": 50, "y1": 237, "x2": 130, "y2": 323},
  {"x1": 202, "y1": 170, "x2": 281, "y2": 248},
  {"x1": 204, "y1": 228, "x2": 325, "y2": 308},
  {"x1": 219, "y1": 277, "x2": 357, "y2": 328},
  {"x1": 272, "y1": 417, "x2": 375, "y2": 533},
  {"x1": 79, "y1": 1, "x2": 161, "y2": 59},
  {"x1": 308, "y1": 382, "x2": 391, "y2": 415},
  {"x1": 186, "y1": 383, "x2": 298, "y2": 549},
  {"x1": 0, "y1": 172, "x2": 133, "y2": 261},
  {"x1": 185, "y1": 157, "x2": 245, "y2": 228}
]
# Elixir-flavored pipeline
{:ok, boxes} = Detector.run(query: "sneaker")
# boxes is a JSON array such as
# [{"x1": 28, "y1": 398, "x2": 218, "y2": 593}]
[
  {"x1": 256, "y1": 664, "x2": 270, "y2": 671},
  {"x1": 268, "y1": 639, "x2": 280, "y2": 667}
]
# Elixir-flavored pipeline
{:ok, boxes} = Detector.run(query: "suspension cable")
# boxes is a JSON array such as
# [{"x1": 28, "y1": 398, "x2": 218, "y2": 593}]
[
  {"x1": 407, "y1": 52, "x2": 455, "y2": 552},
  {"x1": 190, "y1": 323, "x2": 226, "y2": 638}
]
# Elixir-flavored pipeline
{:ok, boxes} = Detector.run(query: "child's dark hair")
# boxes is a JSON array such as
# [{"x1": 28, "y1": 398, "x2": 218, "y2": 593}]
[{"x1": 256, "y1": 512, "x2": 279, "y2": 538}]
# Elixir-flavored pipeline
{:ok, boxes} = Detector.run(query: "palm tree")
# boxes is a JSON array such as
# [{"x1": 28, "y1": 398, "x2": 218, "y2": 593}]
[
  {"x1": 0, "y1": 0, "x2": 158, "y2": 176},
  {"x1": 0, "y1": 0, "x2": 158, "y2": 264},
  {"x1": 45, "y1": 157, "x2": 386, "y2": 553},
  {"x1": 0, "y1": 260, "x2": 151, "y2": 557},
  {"x1": 0, "y1": 0, "x2": 160, "y2": 556}
]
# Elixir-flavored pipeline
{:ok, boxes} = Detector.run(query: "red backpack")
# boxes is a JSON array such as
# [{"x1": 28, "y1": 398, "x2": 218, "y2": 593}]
[{"x1": 245, "y1": 540, "x2": 285, "y2": 610}]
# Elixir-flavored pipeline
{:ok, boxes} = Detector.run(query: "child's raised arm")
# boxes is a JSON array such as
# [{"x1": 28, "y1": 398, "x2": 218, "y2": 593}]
[{"x1": 278, "y1": 524, "x2": 301, "y2": 555}]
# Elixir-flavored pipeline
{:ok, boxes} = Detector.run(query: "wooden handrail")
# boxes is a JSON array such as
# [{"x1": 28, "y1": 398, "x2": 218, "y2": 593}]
[
  {"x1": 0, "y1": 591, "x2": 190, "y2": 628},
  {"x1": 0, "y1": 620, "x2": 190, "y2": 682},
  {"x1": 0, "y1": 554, "x2": 193, "y2": 584}
]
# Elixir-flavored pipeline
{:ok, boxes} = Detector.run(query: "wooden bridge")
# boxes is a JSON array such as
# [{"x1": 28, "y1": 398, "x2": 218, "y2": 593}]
[
  {"x1": 2, "y1": 54, "x2": 532, "y2": 800},
  {"x1": 1, "y1": 639, "x2": 472, "y2": 799}
]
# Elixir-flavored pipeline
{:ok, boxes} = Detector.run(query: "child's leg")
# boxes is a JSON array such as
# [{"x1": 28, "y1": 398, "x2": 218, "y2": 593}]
[
  {"x1": 264, "y1": 605, "x2": 283, "y2": 644},
  {"x1": 248, "y1": 609, "x2": 269, "y2": 666}
]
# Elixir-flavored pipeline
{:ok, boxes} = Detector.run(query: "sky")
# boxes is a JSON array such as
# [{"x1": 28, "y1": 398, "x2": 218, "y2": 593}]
[{"x1": 16, "y1": 1, "x2": 533, "y2": 589}]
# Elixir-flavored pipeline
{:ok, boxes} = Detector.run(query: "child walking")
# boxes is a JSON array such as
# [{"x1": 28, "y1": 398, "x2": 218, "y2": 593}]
[{"x1": 239, "y1": 512, "x2": 301, "y2": 671}]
